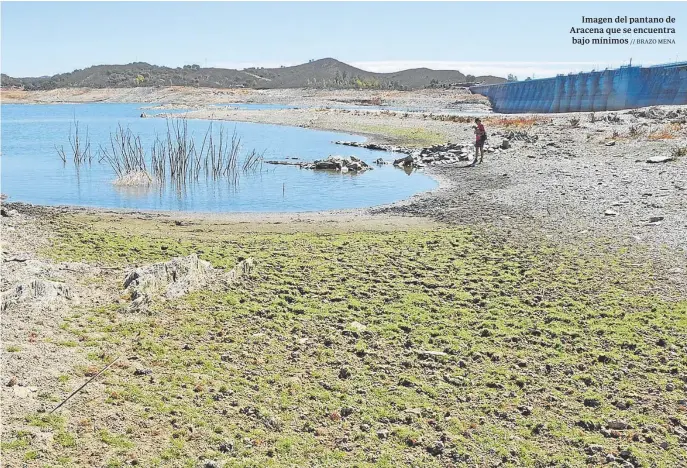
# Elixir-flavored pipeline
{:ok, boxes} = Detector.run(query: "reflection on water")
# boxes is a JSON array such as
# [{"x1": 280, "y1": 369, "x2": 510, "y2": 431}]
[
  {"x1": 113, "y1": 183, "x2": 157, "y2": 199},
  {"x1": 1, "y1": 103, "x2": 438, "y2": 212}
]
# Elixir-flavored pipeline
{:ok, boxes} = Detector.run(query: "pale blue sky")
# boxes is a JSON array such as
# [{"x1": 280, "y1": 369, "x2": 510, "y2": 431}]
[{"x1": 2, "y1": 2, "x2": 685, "y2": 78}]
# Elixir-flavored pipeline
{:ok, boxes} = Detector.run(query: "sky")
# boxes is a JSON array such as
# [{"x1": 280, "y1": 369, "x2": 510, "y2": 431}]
[{"x1": 1, "y1": 2, "x2": 685, "y2": 79}]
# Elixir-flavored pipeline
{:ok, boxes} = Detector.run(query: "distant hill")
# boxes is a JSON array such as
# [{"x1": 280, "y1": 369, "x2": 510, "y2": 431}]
[{"x1": 1, "y1": 58, "x2": 506, "y2": 91}]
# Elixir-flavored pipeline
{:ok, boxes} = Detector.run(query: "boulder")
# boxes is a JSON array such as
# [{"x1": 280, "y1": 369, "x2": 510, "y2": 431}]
[{"x1": 122, "y1": 255, "x2": 253, "y2": 312}]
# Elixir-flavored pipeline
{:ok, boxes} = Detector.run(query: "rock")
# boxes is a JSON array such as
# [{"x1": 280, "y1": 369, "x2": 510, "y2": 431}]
[
  {"x1": 6, "y1": 376, "x2": 17, "y2": 387},
  {"x1": 585, "y1": 444, "x2": 604, "y2": 455},
  {"x1": 576, "y1": 420, "x2": 600, "y2": 431},
  {"x1": 314, "y1": 160, "x2": 340, "y2": 170},
  {"x1": 607, "y1": 420, "x2": 631, "y2": 430},
  {"x1": 605, "y1": 141, "x2": 616, "y2": 146},
  {"x1": 134, "y1": 368, "x2": 152, "y2": 376},
  {"x1": 500, "y1": 139, "x2": 511, "y2": 150},
  {"x1": 646, "y1": 156, "x2": 674, "y2": 164},
  {"x1": 122, "y1": 255, "x2": 252, "y2": 311},
  {"x1": 666, "y1": 383, "x2": 675, "y2": 391},
  {"x1": 416, "y1": 350, "x2": 447, "y2": 358},
  {"x1": 348, "y1": 321, "x2": 367, "y2": 333},
  {"x1": 311, "y1": 156, "x2": 371, "y2": 173},
  {"x1": 376, "y1": 429, "x2": 389, "y2": 439},
  {"x1": 519, "y1": 405, "x2": 532, "y2": 416},
  {"x1": 338, "y1": 367, "x2": 351, "y2": 379},
  {"x1": 427, "y1": 440, "x2": 444, "y2": 455},
  {"x1": 648, "y1": 216, "x2": 664, "y2": 223},
  {"x1": 393, "y1": 155, "x2": 414, "y2": 167},
  {"x1": 219, "y1": 441, "x2": 234, "y2": 453},
  {"x1": 604, "y1": 209, "x2": 618, "y2": 216},
  {"x1": 1, "y1": 278, "x2": 72, "y2": 312},
  {"x1": 123, "y1": 254, "x2": 212, "y2": 302},
  {"x1": 360, "y1": 423, "x2": 370, "y2": 432},
  {"x1": 584, "y1": 397, "x2": 601, "y2": 408}
]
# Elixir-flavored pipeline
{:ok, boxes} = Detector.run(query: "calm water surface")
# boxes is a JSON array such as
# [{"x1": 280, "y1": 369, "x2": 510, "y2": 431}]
[{"x1": 1, "y1": 103, "x2": 437, "y2": 212}]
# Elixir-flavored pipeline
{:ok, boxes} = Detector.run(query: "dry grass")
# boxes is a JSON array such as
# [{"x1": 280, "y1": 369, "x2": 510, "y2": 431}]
[
  {"x1": 483, "y1": 116, "x2": 549, "y2": 128},
  {"x1": 647, "y1": 123, "x2": 684, "y2": 141}
]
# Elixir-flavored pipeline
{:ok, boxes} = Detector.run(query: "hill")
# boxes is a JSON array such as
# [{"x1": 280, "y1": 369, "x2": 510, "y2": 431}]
[{"x1": 1, "y1": 58, "x2": 505, "y2": 91}]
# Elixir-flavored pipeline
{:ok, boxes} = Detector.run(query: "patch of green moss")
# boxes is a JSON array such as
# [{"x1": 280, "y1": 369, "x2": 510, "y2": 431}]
[{"x1": 30, "y1": 216, "x2": 687, "y2": 467}]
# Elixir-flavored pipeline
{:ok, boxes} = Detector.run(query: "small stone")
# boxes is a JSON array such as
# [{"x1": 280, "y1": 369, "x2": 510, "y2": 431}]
[
  {"x1": 518, "y1": 405, "x2": 532, "y2": 416},
  {"x1": 659, "y1": 441, "x2": 669, "y2": 449},
  {"x1": 134, "y1": 368, "x2": 152, "y2": 376},
  {"x1": 428, "y1": 440, "x2": 444, "y2": 455},
  {"x1": 648, "y1": 216, "x2": 664, "y2": 223},
  {"x1": 604, "y1": 209, "x2": 618, "y2": 216},
  {"x1": 585, "y1": 444, "x2": 604, "y2": 455},
  {"x1": 341, "y1": 407, "x2": 354, "y2": 417},
  {"x1": 221, "y1": 354, "x2": 231, "y2": 362},
  {"x1": 376, "y1": 429, "x2": 389, "y2": 439},
  {"x1": 607, "y1": 420, "x2": 631, "y2": 430},
  {"x1": 605, "y1": 141, "x2": 616, "y2": 146},
  {"x1": 219, "y1": 441, "x2": 234, "y2": 453},
  {"x1": 360, "y1": 424, "x2": 370, "y2": 432},
  {"x1": 6, "y1": 376, "x2": 17, "y2": 387},
  {"x1": 338, "y1": 367, "x2": 351, "y2": 379},
  {"x1": 646, "y1": 156, "x2": 674, "y2": 164},
  {"x1": 416, "y1": 350, "x2": 447, "y2": 358},
  {"x1": 666, "y1": 383, "x2": 675, "y2": 391},
  {"x1": 348, "y1": 321, "x2": 367, "y2": 333},
  {"x1": 597, "y1": 355, "x2": 612, "y2": 364},
  {"x1": 584, "y1": 397, "x2": 601, "y2": 408}
]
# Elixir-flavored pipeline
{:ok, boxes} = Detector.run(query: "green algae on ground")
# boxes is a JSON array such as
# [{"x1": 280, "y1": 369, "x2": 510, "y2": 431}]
[{"x1": 8, "y1": 215, "x2": 685, "y2": 467}]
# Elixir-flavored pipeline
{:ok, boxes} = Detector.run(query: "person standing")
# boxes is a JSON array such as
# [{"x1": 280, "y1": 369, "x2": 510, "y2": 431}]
[{"x1": 471, "y1": 118, "x2": 487, "y2": 166}]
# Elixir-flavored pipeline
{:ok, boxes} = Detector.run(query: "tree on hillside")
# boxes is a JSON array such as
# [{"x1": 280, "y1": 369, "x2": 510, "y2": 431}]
[{"x1": 507, "y1": 74, "x2": 519, "y2": 82}]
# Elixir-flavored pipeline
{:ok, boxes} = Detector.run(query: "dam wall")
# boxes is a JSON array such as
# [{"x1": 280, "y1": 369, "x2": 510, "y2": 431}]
[{"x1": 470, "y1": 62, "x2": 687, "y2": 114}]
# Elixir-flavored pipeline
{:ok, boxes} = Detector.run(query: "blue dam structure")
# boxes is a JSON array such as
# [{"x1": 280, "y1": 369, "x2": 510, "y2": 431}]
[{"x1": 470, "y1": 62, "x2": 687, "y2": 114}]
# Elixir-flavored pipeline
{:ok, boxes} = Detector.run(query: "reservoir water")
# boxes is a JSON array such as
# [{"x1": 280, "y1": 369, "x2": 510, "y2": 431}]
[{"x1": 0, "y1": 103, "x2": 437, "y2": 212}]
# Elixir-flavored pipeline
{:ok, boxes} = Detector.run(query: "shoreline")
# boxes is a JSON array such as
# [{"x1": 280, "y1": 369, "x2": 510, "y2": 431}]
[{"x1": 2, "y1": 89, "x2": 686, "y2": 258}]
